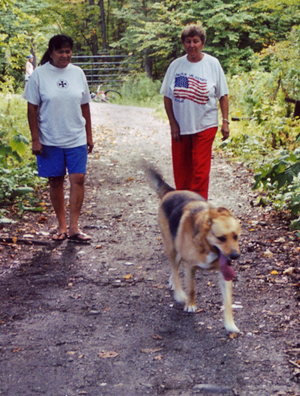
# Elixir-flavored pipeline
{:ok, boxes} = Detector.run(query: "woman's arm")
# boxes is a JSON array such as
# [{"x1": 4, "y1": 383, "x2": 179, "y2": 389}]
[
  {"x1": 27, "y1": 102, "x2": 42, "y2": 155},
  {"x1": 164, "y1": 96, "x2": 180, "y2": 142},
  {"x1": 219, "y1": 94, "x2": 230, "y2": 141},
  {"x1": 81, "y1": 103, "x2": 94, "y2": 154}
]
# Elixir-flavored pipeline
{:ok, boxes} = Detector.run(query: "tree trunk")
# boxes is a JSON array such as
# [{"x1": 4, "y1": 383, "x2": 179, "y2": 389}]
[
  {"x1": 98, "y1": 0, "x2": 107, "y2": 52},
  {"x1": 89, "y1": 0, "x2": 99, "y2": 55},
  {"x1": 144, "y1": 49, "x2": 152, "y2": 78}
]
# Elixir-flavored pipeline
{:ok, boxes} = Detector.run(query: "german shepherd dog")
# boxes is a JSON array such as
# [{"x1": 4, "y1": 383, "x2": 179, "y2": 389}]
[{"x1": 147, "y1": 168, "x2": 241, "y2": 333}]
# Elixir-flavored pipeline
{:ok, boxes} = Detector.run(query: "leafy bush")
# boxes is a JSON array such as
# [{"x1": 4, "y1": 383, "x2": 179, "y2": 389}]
[
  {"x1": 0, "y1": 95, "x2": 45, "y2": 212},
  {"x1": 117, "y1": 73, "x2": 162, "y2": 108},
  {"x1": 220, "y1": 35, "x2": 300, "y2": 229}
]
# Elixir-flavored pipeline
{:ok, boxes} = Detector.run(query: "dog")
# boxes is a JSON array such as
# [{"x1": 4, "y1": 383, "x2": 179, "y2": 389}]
[{"x1": 147, "y1": 168, "x2": 241, "y2": 333}]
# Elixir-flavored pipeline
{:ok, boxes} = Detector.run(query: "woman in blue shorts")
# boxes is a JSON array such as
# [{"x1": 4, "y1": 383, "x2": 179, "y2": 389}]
[{"x1": 23, "y1": 34, "x2": 93, "y2": 242}]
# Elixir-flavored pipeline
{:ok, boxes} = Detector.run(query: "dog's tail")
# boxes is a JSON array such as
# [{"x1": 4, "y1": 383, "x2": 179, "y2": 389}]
[{"x1": 146, "y1": 168, "x2": 175, "y2": 199}]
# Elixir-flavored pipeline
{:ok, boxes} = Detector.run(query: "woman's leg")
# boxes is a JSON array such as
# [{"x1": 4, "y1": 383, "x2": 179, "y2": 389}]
[
  {"x1": 191, "y1": 127, "x2": 217, "y2": 200},
  {"x1": 68, "y1": 173, "x2": 85, "y2": 237},
  {"x1": 171, "y1": 135, "x2": 193, "y2": 190},
  {"x1": 65, "y1": 145, "x2": 91, "y2": 241},
  {"x1": 49, "y1": 176, "x2": 68, "y2": 236}
]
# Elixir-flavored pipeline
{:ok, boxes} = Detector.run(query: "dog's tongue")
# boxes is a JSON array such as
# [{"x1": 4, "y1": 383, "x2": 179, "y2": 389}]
[{"x1": 219, "y1": 253, "x2": 235, "y2": 281}]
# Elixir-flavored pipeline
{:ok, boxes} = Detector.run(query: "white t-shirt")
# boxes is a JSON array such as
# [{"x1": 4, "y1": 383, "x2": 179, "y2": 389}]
[
  {"x1": 23, "y1": 62, "x2": 90, "y2": 148},
  {"x1": 160, "y1": 53, "x2": 228, "y2": 135}
]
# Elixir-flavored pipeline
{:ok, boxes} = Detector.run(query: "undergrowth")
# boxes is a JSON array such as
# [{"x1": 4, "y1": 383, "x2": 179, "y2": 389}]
[{"x1": 0, "y1": 95, "x2": 46, "y2": 222}]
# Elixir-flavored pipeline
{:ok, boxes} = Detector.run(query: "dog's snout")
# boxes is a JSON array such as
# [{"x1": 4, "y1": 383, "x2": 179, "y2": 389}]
[{"x1": 229, "y1": 251, "x2": 240, "y2": 260}]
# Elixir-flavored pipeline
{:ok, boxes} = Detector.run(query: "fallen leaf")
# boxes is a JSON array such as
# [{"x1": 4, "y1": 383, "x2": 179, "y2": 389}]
[
  {"x1": 152, "y1": 334, "x2": 163, "y2": 340},
  {"x1": 274, "y1": 237, "x2": 285, "y2": 243},
  {"x1": 270, "y1": 270, "x2": 279, "y2": 275},
  {"x1": 154, "y1": 355, "x2": 163, "y2": 360},
  {"x1": 126, "y1": 177, "x2": 135, "y2": 182},
  {"x1": 283, "y1": 267, "x2": 295, "y2": 275},
  {"x1": 99, "y1": 351, "x2": 119, "y2": 358},
  {"x1": 124, "y1": 274, "x2": 133, "y2": 280},
  {"x1": 12, "y1": 237, "x2": 17, "y2": 244},
  {"x1": 95, "y1": 245, "x2": 103, "y2": 249},
  {"x1": 140, "y1": 347, "x2": 163, "y2": 354},
  {"x1": 66, "y1": 351, "x2": 76, "y2": 355},
  {"x1": 263, "y1": 249, "x2": 273, "y2": 258},
  {"x1": 13, "y1": 348, "x2": 22, "y2": 353},
  {"x1": 229, "y1": 333, "x2": 238, "y2": 339}
]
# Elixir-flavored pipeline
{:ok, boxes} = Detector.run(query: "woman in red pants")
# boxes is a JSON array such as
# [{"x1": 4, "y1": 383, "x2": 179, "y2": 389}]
[{"x1": 160, "y1": 24, "x2": 230, "y2": 200}]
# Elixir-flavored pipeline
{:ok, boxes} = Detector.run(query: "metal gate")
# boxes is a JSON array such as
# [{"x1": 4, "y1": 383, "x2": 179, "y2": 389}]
[{"x1": 72, "y1": 54, "x2": 138, "y2": 89}]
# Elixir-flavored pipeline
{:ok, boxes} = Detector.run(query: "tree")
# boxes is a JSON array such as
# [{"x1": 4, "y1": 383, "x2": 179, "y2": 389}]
[{"x1": 110, "y1": 0, "x2": 300, "y2": 78}]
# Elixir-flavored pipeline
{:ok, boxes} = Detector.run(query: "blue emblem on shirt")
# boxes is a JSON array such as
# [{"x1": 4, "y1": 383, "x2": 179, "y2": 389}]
[{"x1": 57, "y1": 80, "x2": 69, "y2": 89}]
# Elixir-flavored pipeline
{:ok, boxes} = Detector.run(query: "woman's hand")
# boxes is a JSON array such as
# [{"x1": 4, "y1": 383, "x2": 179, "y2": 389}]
[
  {"x1": 219, "y1": 95, "x2": 230, "y2": 141},
  {"x1": 170, "y1": 120, "x2": 181, "y2": 142},
  {"x1": 87, "y1": 139, "x2": 94, "y2": 154},
  {"x1": 221, "y1": 120, "x2": 230, "y2": 141},
  {"x1": 81, "y1": 103, "x2": 93, "y2": 154},
  {"x1": 164, "y1": 96, "x2": 181, "y2": 141},
  {"x1": 32, "y1": 139, "x2": 42, "y2": 156}
]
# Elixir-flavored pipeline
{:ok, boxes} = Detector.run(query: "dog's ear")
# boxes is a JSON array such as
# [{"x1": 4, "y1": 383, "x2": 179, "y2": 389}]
[
  {"x1": 207, "y1": 207, "x2": 219, "y2": 225},
  {"x1": 216, "y1": 207, "x2": 231, "y2": 215},
  {"x1": 209, "y1": 207, "x2": 231, "y2": 221},
  {"x1": 191, "y1": 210, "x2": 210, "y2": 238}
]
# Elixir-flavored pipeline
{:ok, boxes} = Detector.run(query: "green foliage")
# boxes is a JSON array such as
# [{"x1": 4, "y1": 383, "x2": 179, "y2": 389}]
[
  {"x1": 117, "y1": 73, "x2": 162, "y2": 107},
  {"x1": 0, "y1": 95, "x2": 45, "y2": 208},
  {"x1": 2, "y1": 0, "x2": 300, "y2": 85},
  {"x1": 0, "y1": 96, "x2": 30, "y2": 163},
  {"x1": 0, "y1": 0, "x2": 60, "y2": 91},
  {"x1": 111, "y1": 0, "x2": 300, "y2": 78},
  {"x1": 258, "y1": 27, "x2": 300, "y2": 100},
  {"x1": 251, "y1": 149, "x2": 300, "y2": 229},
  {"x1": 220, "y1": 27, "x2": 300, "y2": 229}
]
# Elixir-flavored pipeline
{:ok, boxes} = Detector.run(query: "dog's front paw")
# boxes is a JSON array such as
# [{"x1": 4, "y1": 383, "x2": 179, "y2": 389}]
[
  {"x1": 174, "y1": 289, "x2": 187, "y2": 304},
  {"x1": 224, "y1": 322, "x2": 240, "y2": 334},
  {"x1": 184, "y1": 304, "x2": 197, "y2": 313},
  {"x1": 168, "y1": 276, "x2": 175, "y2": 290}
]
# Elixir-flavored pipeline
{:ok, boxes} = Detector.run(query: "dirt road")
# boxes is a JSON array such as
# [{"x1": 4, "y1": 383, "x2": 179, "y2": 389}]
[{"x1": 0, "y1": 103, "x2": 300, "y2": 396}]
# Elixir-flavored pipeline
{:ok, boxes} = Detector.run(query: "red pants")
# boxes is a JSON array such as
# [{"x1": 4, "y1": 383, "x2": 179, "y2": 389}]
[{"x1": 171, "y1": 127, "x2": 217, "y2": 200}]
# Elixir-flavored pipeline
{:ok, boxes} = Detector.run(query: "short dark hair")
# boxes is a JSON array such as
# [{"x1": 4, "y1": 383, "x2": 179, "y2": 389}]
[
  {"x1": 40, "y1": 35, "x2": 73, "y2": 65},
  {"x1": 181, "y1": 25, "x2": 206, "y2": 44}
]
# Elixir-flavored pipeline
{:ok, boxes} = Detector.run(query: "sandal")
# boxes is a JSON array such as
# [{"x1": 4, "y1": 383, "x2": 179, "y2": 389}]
[{"x1": 68, "y1": 233, "x2": 92, "y2": 244}]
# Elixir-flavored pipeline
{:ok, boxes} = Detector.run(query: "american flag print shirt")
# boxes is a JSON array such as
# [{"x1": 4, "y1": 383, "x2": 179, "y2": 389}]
[
  {"x1": 174, "y1": 75, "x2": 209, "y2": 105},
  {"x1": 160, "y1": 54, "x2": 228, "y2": 135}
]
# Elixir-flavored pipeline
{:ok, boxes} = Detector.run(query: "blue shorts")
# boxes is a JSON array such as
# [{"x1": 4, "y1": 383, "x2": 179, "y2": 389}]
[{"x1": 36, "y1": 145, "x2": 88, "y2": 178}]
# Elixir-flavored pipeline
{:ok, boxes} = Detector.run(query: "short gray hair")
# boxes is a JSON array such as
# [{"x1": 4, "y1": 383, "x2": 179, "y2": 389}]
[{"x1": 181, "y1": 25, "x2": 206, "y2": 44}]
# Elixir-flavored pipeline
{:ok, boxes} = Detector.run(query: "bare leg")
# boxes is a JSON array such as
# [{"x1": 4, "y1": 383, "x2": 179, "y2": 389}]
[
  {"x1": 49, "y1": 176, "x2": 68, "y2": 238},
  {"x1": 68, "y1": 173, "x2": 85, "y2": 237}
]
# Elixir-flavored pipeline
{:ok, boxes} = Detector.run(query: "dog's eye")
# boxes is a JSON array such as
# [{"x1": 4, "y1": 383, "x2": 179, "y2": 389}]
[{"x1": 217, "y1": 236, "x2": 226, "y2": 243}]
